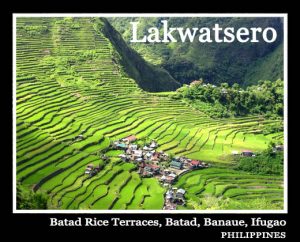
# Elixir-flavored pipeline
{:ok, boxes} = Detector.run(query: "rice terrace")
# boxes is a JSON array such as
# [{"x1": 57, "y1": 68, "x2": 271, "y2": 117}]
[{"x1": 14, "y1": 16, "x2": 286, "y2": 211}]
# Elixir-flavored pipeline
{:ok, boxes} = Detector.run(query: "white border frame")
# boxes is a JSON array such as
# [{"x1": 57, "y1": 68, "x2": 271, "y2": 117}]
[{"x1": 13, "y1": 13, "x2": 288, "y2": 214}]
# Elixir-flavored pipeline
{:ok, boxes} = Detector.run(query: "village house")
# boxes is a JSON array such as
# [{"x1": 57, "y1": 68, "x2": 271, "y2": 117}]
[
  {"x1": 170, "y1": 159, "x2": 183, "y2": 170},
  {"x1": 241, "y1": 150, "x2": 254, "y2": 157},
  {"x1": 150, "y1": 140, "x2": 158, "y2": 148},
  {"x1": 132, "y1": 149, "x2": 143, "y2": 159},
  {"x1": 140, "y1": 166, "x2": 153, "y2": 177},
  {"x1": 122, "y1": 135, "x2": 137, "y2": 144},
  {"x1": 148, "y1": 164, "x2": 160, "y2": 174},
  {"x1": 176, "y1": 188, "x2": 186, "y2": 199},
  {"x1": 161, "y1": 173, "x2": 177, "y2": 184},
  {"x1": 163, "y1": 203, "x2": 177, "y2": 210},
  {"x1": 273, "y1": 145, "x2": 284, "y2": 152},
  {"x1": 94, "y1": 166, "x2": 101, "y2": 172},
  {"x1": 75, "y1": 134, "x2": 84, "y2": 141},
  {"x1": 113, "y1": 141, "x2": 127, "y2": 150},
  {"x1": 189, "y1": 160, "x2": 201, "y2": 169},
  {"x1": 118, "y1": 154, "x2": 128, "y2": 161},
  {"x1": 153, "y1": 151, "x2": 168, "y2": 162},
  {"x1": 85, "y1": 167, "x2": 92, "y2": 174},
  {"x1": 190, "y1": 80, "x2": 202, "y2": 86},
  {"x1": 135, "y1": 157, "x2": 143, "y2": 163},
  {"x1": 145, "y1": 151, "x2": 154, "y2": 160},
  {"x1": 128, "y1": 144, "x2": 138, "y2": 150},
  {"x1": 150, "y1": 152, "x2": 159, "y2": 161},
  {"x1": 143, "y1": 145, "x2": 154, "y2": 151},
  {"x1": 164, "y1": 187, "x2": 186, "y2": 207},
  {"x1": 165, "y1": 190, "x2": 174, "y2": 200},
  {"x1": 84, "y1": 164, "x2": 100, "y2": 177}
]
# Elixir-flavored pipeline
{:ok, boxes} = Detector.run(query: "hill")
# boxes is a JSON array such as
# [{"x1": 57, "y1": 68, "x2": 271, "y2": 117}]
[
  {"x1": 100, "y1": 18, "x2": 180, "y2": 92},
  {"x1": 16, "y1": 17, "x2": 283, "y2": 210},
  {"x1": 109, "y1": 17, "x2": 283, "y2": 86}
]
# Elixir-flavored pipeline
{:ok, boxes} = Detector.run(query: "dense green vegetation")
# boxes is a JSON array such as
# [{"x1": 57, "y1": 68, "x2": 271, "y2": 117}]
[
  {"x1": 99, "y1": 18, "x2": 180, "y2": 92},
  {"x1": 109, "y1": 17, "x2": 283, "y2": 86},
  {"x1": 234, "y1": 146, "x2": 284, "y2": 176},
  {"x1": 173, "y1": 79, "x2": 284, "y2": 118},
  {"x1": 16, "y1": 17, "x2": 284, "y2": 210},
  {"x1": 17, "y1": 183, "x2": 48, "y2": 209}
]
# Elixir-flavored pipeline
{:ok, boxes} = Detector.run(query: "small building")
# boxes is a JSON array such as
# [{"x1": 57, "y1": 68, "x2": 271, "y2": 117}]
[
  {"x1": 159, "y1": 152, "x2": 169, "y2": 161},
  {"x1": 190, "y1": 160, "x2": 200, "y2": 168},
  {"x1": 149, "y1": 164, "x2": 160, "y2": 174},
  {"x1": 118, "y1": 154, "x2": 128, "y2": 161},
  {"x1": 135, "y1": 157, "x2": 143, "y2": 163},
  {"x1": 122, "y1": 135, "x2": 137, "y2": 143},
  {"x1": 142, "y1": 171, "x2": 153, "y2": 178},
  {"x1": 164, "y1": 169, "x2": 171, "y2": 175},
  {"x1": 75, "y1": 134, "x2": 84, "y2": 141},
  {"x1": 168, "y1": 173, "x2": 177, "y2": 179},
  {"x1": 126, "y1": 148, "x2": 132, "y2": 154},
  {"x1": 170, "y1": 160, "x2": 183, "y2": 170},
  {"x1": 143, "y1": 146, "x2": 153, "y2": 151},
  {"x1": 166, "y1": 190, "x2": 174, "y2": 200},
  {"x1": 133, "y1": 150, "x2": 143, "y2": 158},
  {"x1": 116, "y1": 143, "x2": 127, "y2": 150},
  {"x1": 163, "y1": 204, "x2": 177, "y2": 210},
  {"x1": 160, "y1": 175, "x2": 166, "y2": 181},
  {"x1": 138, "y1": 161, "x2": 146, "y2": 168},
  {"x1": 118, "y1": 154, "x2": 126, "y2": 158},
  {"x1": 150, "y1": 141, "x2": 158, "y2": 148},
  {"x1": 165, "y1": 176, "x2": 175, "y2": 184},
  {"x1": 94, "y1": 166, "x2": 101, "y2": 172},
  {"x1": 241, "y1": 150, "x2": 254, "y2": 157},
  {"x1": 151, "y1": 153, "x2": 159, "y2": 161},
  {"x1": 128, "y1": 144, "x2": 138, "y2": 150},
  {"x1": 190, "y1": 80, "x2": 202, "y2": 86},
  {"x1": 89, "y1": 170, "x2": 97, "y2": 177},
  {"x1": 145, "y1": 152, "x2": 153, "y2": 158},
  {"x1": 176, "y1": 188, "x2": 186, "y2": 198},
  {"x1": 274, "y1": 145, "x2": 284, "y2": 152}
]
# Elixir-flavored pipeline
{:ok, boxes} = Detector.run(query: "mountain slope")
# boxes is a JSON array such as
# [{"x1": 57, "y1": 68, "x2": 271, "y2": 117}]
[
  {"x1": 99, "y1": 18, "x2": 180, "y2": 92},
  {"x1": 109, "y1": 17, "x2": 284, "y2": 86},
  {"x1": 243, "y1": 43, "x2": 283, "y2": 86}
]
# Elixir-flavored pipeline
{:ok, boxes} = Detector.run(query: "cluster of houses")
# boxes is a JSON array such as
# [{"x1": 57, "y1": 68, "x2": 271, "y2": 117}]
[
  {"x1": 164, "y1": 187, "x2": 186, "y2": 210},
  {"x1": 84, "y1": 164, "x2": 101, "y2": 178},
  {"x1": 113, "y1": 135, "x2": 209, "y2": 179},
  {"x1": 111, "y1": 135, "x2": 211, "y2": 210}
]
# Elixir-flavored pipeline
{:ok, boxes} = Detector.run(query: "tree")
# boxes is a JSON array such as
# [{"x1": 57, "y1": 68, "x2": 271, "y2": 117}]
[
  {"x1": 232, "y1": 83, "x2": 240, "y2": 90},
  {"x1": 220, "y1": 83, "x2": 229, "y2": 89},
  {"x1": 17, "y1": 183, "x2": 48, "y2": 209}
]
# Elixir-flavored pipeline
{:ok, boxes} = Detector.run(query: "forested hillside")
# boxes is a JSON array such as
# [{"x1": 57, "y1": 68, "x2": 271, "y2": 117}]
[{"x1": 110, "y1": 17, "x2": 283, "y2": 86}]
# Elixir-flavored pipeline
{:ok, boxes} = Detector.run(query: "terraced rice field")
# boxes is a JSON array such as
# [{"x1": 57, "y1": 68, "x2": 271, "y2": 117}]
[
  {"x1": 175, "y1": 168, "x2": 283, "y2": 209},
  {"x1": 15, "y1": 17, "x2": 284, "y2": 210}
]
